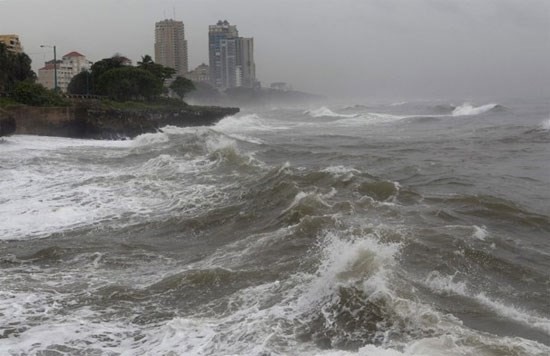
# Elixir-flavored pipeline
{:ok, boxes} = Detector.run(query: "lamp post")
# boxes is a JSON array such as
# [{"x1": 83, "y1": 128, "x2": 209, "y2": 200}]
[{"x1": 40, "y1": 44, "x2": 57, "y2": 91}]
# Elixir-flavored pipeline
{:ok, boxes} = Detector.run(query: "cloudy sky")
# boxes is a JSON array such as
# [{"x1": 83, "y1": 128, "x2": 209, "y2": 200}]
[{"x1": 1, "y1": 0, "x2": 549, "y2": 100}]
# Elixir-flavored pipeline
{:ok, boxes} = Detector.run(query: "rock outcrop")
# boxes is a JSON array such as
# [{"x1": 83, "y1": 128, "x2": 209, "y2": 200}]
[
  {"x1": 6, "y1": 104, "x2": 239, "y2": 139},
  {"x1": 0, "y1": 108, "x2": 16, "y2": 137}
]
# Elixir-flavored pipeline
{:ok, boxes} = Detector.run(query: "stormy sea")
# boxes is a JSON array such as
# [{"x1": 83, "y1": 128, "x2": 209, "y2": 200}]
[{"x1": 1, "y1": 98, "x2": 549, "y2": 355}]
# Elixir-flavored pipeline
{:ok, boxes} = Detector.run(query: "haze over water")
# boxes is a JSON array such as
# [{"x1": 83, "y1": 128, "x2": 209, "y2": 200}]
[{"x1": 1, "y1": 98, "x2": 549, "y2": 355}]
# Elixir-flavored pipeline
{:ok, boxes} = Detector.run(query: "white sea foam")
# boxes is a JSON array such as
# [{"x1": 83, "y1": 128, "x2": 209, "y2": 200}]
[
  {"x1": 368, "y1": 112, "x2": 407, "y2": 120},
  {"x1": 132, "y1": 130, "x2": 171, "y2": 146},
  {"x1": 280, "y1": 191, "x2": 333, "y2": 218},
  {"x1": 452, "y1": 103, "x2": 498, "y2": 116},
  {"x1": 0, "y1": 134, "x2": 131, "y2": 152},
  {"x1": 475, "y1": 293, "x2": 550, "y2": 335},
  {"x1": 294, "y1": 230, "x2": 402, "y2": 316},
  {"x1": 330, "y1": 112, "x2": 408, "y2": 127},
  {"x1": 321, "y1": 165, "x2": 361, "y2": 175},
  {"x1": 306, "y1": 106, "x2": 358, "y2": 118},
  {"x1": 401, "y1": 334, "x2": 549, "y2": 356},
  {"x1": 321, "y1": 165, "x2": 360, "y2": 183},
  {"x1": 204, "y1": 133, "x2": 237, "y2": 153},
  {"x1": 472, "y1": 225, "x2": 489, "y2": 240},
  {"x1": 127, "y1": 229, "x2": 404, "y2": 355},
  {"x1": 215, "y1": 113, "x2": 291, "y2": 132},
  {"x1": 0, "y1": 312, "x2": 141, "y2": 355},
  {"x1": 539, "y1": 118, "x2": 550, "y2": 130},
  {"x1": 0, "y1": 133, "x2": 231, "y2": 240},
  {"x1": 424, "y1": 271, "x2": 469, "y2": 296},
  {"x1": 424, "y1": 271, "x2": 550, "y2": 335}
]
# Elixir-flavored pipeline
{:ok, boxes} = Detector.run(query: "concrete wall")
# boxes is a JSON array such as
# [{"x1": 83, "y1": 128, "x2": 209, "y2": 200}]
[
  {"x1": 0, "y1": 108, "x2": 16, "y2": 136},
  {"x1": 10, "y1": 106, "x2": 85, "y2": 137},
  {"x1": 5, "y1": 105, "x2": 239, "y2": 139}
]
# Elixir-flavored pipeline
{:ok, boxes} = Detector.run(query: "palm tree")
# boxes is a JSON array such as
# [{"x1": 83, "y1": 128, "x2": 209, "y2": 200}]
[{"x1": 137, "y1": 55, "x2": 154, "y2": 68}]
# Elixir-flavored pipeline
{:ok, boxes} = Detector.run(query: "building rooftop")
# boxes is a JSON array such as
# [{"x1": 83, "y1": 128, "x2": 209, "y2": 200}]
[
  {"x1": 39, "y1": 63, "x2": 59, "y2": 70},
  {"x1": 63, "y1": 51, "x2": 85, "y2": 58}
]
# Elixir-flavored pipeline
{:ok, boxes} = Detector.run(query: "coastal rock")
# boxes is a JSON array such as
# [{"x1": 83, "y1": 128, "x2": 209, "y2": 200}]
[
  {"x1": 7, "y1": 104, "x2": 239, "y2": 139},
  {"x1": 0, "y1": 108, "x2": 16, "y2": 137}
]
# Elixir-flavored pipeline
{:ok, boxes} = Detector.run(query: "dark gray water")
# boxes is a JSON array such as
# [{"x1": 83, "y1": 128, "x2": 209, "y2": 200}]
[{"x1": 1, "y1": 99, "x2": 549, "y2": 355}]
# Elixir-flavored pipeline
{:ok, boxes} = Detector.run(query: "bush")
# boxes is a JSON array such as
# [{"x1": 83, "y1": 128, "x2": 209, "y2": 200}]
[{"x1": 12, "y1": 81, "x2": 68, "y2": 106}]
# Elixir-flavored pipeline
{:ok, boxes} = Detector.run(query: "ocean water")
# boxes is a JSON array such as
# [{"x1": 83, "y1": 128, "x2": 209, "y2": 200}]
[{"x1": 0, "y1": 98, "x2": 549, "y2": 355}]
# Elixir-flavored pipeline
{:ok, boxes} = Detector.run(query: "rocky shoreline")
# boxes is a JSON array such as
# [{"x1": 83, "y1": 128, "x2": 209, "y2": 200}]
[{"x1": 0, "y1": 103, "x2": 239, "y2": 139}]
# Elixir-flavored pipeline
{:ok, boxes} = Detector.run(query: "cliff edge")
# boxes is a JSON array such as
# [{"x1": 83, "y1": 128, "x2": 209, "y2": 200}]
[{"x1": 6, "y1": 103, "x2": 239, "y2": 139}]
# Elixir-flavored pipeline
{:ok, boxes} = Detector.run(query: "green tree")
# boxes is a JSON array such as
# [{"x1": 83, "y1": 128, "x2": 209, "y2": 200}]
[
  {"x1": 169, "y1": 76, "x2": 196, "y2": 100},
  {"x1": 0, "y1": 43, "x2": 36, "y2": 92},
  {"x1": 12, "y1": 81, "x2": 67, "y2": 106},
  {"x1": 67, "y1": 70, "x2": 93, "y2": 95},
  {"x1": 88, "y1": 54, "x2": 178, "y2": 101},
  {"x1": 137, "y1": 54, "x2": 175, "y2": 82},
  {"x1": 89, "y1": 56, "x2": 128, "y2": 94},
  {"x1": 97, "y1": 67, "x2": 163, "y2": 101}
]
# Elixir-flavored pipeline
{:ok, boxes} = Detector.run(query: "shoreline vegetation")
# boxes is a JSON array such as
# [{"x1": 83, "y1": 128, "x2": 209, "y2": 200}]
[{"x1": 0, "y1": 48, "x2": 239, "y2": 139}]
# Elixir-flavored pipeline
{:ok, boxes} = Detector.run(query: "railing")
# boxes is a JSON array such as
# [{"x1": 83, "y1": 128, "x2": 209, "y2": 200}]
[
  {"x1": 62, "y1": 94, "x2": 106, "y2": 100},
  {"x1": 0, "y1": 91, "x2": 105, "y2": 100}
]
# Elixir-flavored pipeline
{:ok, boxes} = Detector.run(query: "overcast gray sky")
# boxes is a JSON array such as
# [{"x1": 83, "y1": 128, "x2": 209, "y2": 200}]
[{"x1": 1, "y1": 0, "x2": 549, "y2": 99}]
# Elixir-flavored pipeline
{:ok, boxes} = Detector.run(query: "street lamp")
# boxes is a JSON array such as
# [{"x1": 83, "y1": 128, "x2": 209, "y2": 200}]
[{"x1": 40, "y1": 44, "x2": 57, "y2": 91}]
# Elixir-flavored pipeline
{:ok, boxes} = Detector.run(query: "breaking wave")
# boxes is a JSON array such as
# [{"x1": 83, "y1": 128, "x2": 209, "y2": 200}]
[
  {"x1": 424, "y1": 271, "x2": 550, "y2": 336},
  {"x1": 306, "y1": 107, "x2": 358, "y2": 118},
  {"x1": 452, "y1": 103, "x2": 501, "y2": 116},
  {"x1": 539, "y1": 118, "x2": 550, "y2": 131}
]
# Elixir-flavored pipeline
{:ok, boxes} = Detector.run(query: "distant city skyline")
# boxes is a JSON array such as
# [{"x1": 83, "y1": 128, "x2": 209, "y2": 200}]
[{"x1": 1, "y1": 0, "x2": 549, "y2": 99}]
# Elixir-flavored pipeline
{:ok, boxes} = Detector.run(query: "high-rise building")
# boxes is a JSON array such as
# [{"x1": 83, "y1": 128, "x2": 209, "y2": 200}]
[
  {"x1": 209, "y1": 20, "x2": 238, "y2": 89},
  {"x1": 236, "y1": 37, "x2": 256, "y2": 88},
  {"x1": 0, "y1": 34, "x2": 23, "y2": 53},
  {"x1": 154, "y1": 19, "x2": 189, "y2": 77},
  {"x1": 209, "y1": 21, "x2": 257, "y2": 89}
]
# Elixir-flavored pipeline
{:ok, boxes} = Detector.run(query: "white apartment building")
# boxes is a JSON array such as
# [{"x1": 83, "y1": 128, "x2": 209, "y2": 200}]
[{"x1": 38, "y1": 51, "x2": 92, "y2": 92}]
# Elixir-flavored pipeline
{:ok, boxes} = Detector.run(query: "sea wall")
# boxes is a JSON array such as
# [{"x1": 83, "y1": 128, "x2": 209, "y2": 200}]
[
  {"x1": 6, "y1": 105, "x2": 239, "y2": 139},
  {"x1": 0, "y1": 108, "x2": 16, "y2": 137}
]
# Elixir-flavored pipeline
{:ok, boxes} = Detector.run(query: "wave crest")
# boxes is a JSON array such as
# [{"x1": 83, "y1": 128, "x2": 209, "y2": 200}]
[
  {"x1": 306, "y1": 107, "x2": 358, "y2": 118},
  {"x1": 539, "y1": 118, "x2": 550, "y2": 131},
  {"x1": 452, "y1": 103, "x2": 500, "y2": 117}
]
